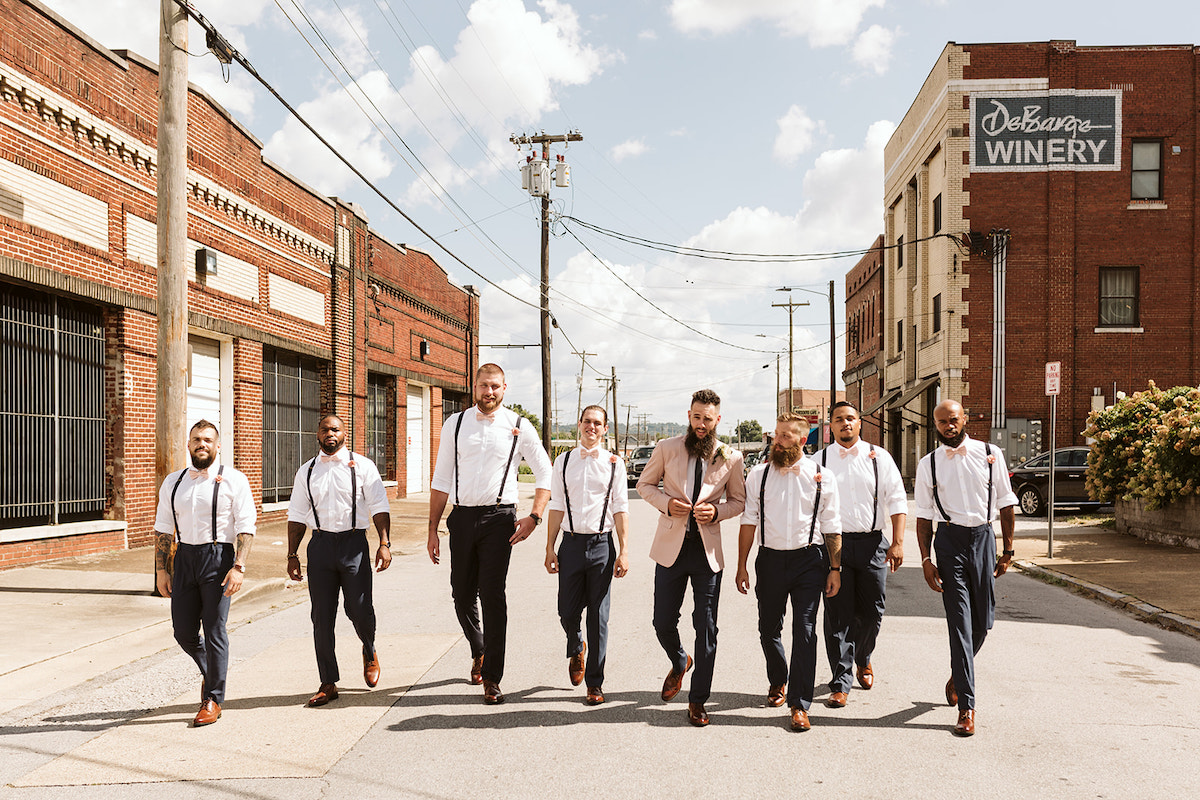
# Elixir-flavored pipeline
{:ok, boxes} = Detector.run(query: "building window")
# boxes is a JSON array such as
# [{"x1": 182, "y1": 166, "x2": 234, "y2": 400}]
[
  {"x1": 896, "y1": 235, "x2": 904, "y2": 269},
  {"x1": 896, "y1": 319, "x2": 904, "y2": 353},
  {"x1": 932, "y1": 293, "x2": 942, "y2": 334},
  {"x1": 262, "y1": 347, "x2": 322, "y2": 503},
  {"x1": 443, "y1": 393, "x2": 467, "y2": 424},
  {"x1": 366, "y1": 374, "x2": 390, "y2": 475},
  {"x1": 932, "y1": 193, "x2": 942, "y2": 233},
  {"x1": 1131, "y1": 140, "x2": 1162, "y2": 200},
  {"x1": 1, "y1": 285, "x2": 106, "y2": 528},
  {"x1": 1099, "y1": 267, "x2": 1139, "y2": 327}
]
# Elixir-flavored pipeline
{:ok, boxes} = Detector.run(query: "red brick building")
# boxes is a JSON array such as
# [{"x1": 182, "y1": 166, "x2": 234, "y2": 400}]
[
  {"x1": 880, "y1": 40, "x2": 1199, "y2": 479},
  {"x1": 842, "y1": 235, "x2": 886, "y2": 444},
  {"x1": 0, "y1": 0, "x2": 477, "y2": 567}
]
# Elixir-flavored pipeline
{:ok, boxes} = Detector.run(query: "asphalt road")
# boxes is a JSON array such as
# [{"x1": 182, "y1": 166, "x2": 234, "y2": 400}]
[{"x1": 3, "y1": 488, "x2": 1199, "y2": 799}]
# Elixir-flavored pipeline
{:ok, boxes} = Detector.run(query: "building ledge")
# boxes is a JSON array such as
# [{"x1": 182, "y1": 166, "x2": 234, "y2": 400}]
[
  {"x1": 1126, "y1": 201, "x2": 1167, "y2": 210},
  {"x1": 1, "y1": 520, "x2": 126, "y2": 545},
  {"x1": 1094, "y1": 327, "x2": 1144, "y2": 334}
]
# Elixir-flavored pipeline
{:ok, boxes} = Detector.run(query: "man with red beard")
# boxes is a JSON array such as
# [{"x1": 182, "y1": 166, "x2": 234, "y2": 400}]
[
  {"x1": 637, "y1": 389, "x2": 746, "y2": 727},
  {"x1": 736, "y1": 413, "x2": 842, "y2": 732},
  {"x1": 429, "y1": 363, "x2": 553, "y2": 705},
  {"x1": 915, "y1": 399, "x2": 1016, "y2": 737}
]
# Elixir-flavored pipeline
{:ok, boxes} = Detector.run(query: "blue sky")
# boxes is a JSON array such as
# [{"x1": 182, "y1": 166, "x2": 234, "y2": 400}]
[{"x1": 38, "y1": 0, "x2": 1200, "y2": 437}]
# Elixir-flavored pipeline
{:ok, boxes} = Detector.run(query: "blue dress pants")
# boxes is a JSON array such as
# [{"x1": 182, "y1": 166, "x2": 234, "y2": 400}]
[
  {"x1": 448, "y1": 505, "x2": 515, "y2": 684},
  {"x1": 306, "y1": 529, "x2": 376, "y2": 685},
  {"x1": 755, "y1": 544, "x2": 827, "y2": 711},
  {"x1": 172, "y1": 542, "x2": 234, "y2": 704},
  {"x1": 823, "y1": 531, "x2": 888, "y2": 693},
  {"x1": 556, "y1": 532, "x2": 616, "y2": 688},
  {"x1": 934, "y1": 522, "x2": 997, "y2": 711}
]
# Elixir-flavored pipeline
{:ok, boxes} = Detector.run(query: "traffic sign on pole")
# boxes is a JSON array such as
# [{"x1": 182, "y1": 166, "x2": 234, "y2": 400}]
[{"x1": 1045, "y1": 361, "x2": 1061, "y2": 396}]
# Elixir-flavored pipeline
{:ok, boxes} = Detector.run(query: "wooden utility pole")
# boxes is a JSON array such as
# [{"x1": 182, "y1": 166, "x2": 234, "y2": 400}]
[
  {"x1": 772, "y1": 296, "x2": 809, "y2": 412},
  {"x1": 827, "y1": 280, "x2": 837, "y2": 443},
  {"x1": 571, "y1": 349, "x2": 596, "y2": 441},
  {"x1": 510, "y1": 131, "x2": 583, "y2": 454},
  {"x1": 610, "y1": 366, "x2": 619, "y2": 456},
  {"x1": 621, "y1": 404, "x2": 635, "y2": 451}
]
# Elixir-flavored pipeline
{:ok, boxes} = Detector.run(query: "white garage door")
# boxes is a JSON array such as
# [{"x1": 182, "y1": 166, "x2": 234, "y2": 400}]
[
  {"x1": 406, "y1": 387, "x2": 425, "y2": 494},
  {"x1": 187, "y1": 337, "x2": 222, "y2": 465}
]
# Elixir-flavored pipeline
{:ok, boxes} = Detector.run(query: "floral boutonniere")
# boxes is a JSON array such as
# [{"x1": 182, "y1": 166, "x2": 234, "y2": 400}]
[
  {"x1": 712, "y1": 443, "x2": 731, "y2": 464},
  {"x1": 814, "y1": 471, "x2": 823, "y2": 484},
  {"x1": 867, "y1": 449, "x2": 877, "y2": 460},
  {"x1": 609, "y1": 454, "x2": 619, "y2": 464},
  {"x1": 986, "y1": 454, "x2": 996, "y2": 464},
  {"x1": 511, "y1": 427, "x2": 521, "y2": 437}
]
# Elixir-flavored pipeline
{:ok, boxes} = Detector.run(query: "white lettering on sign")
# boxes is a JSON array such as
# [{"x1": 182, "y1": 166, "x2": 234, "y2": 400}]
[
  {"x1": 979, "y1": 101, "x2": 1112, "y2": 138},
  {"x1": 984, "y1": 138, "x2": 1109, "y2": 165}
]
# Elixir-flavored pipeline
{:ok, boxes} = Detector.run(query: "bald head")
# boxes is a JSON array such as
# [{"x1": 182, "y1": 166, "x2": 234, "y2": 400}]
[{"x1": 933, "y1": 399, "x2": 966, "y2": 447}]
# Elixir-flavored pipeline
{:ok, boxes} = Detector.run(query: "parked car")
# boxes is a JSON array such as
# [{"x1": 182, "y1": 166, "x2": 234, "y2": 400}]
[
  {"x1": 742, "y1": 449, "x2": 765, "y2": 475},
  {"x1": 1008, "y1": 446, "x2": 1105, "y2": 516},
  {"x1": 626, "y1": 445, "x2": 657, "y2": 486}
]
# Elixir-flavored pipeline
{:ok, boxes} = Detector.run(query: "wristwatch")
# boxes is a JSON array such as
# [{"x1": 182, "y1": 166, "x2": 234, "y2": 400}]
[
  {"x1": 529, "y1": 512, "x2": 542, "y2": 526},
  {"x1": 829, "y1": 565, "x2": 842, "y2": 573},
  {"x1": 1002, "y1": 549, "x2": 1016, "y2": 557}
]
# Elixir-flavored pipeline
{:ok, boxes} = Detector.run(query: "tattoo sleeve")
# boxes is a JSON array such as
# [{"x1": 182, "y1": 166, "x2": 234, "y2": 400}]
[
  {"x1": 234, "y1": 532, "x2": 254, "y2": 565},
  {"x1": 825, "y1": 533, "x2": 842, "y2": 568},
  {"x1": 154, "y1": 532, "x2": 173, "y2": 572}
]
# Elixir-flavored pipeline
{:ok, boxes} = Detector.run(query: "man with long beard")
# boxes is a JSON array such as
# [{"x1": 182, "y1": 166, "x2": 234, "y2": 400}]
[
  {"x1": 736, "y1": 413, "x2": 842, "y2": 732},
  {"x1": 915, "y1": 399, "x2": 1017, "y2": 737},
  {"x1": 637, "y1": 389, "x2": 746, "y2": 727}
]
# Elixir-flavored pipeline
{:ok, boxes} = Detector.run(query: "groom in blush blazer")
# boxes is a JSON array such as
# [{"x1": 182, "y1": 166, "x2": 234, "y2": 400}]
[{"x1": 637, "y1": 388, "x2": 746, "y2": 727}]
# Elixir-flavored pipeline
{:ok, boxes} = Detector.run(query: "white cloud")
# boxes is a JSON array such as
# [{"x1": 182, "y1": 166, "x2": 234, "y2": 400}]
[
  {"x1": 638, "y1": 29, "x2": 659, "y2": 40},
  {"x1": 669, "y1": 0, "x2": 885, "y2": 47},
  {"x1": 610, "y1": 138, "x2": 648, "y2": 162},
  {"x1": 773, "y1": 105, "x2": 825, "y2": 166},
  {"x1": 852, "y1": 24, "x2": 896, "y2": 75}
]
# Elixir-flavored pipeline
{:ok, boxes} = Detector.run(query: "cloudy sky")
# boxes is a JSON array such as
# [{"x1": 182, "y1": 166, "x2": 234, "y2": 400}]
[{"x1": 40, "y1": 0, "x2": 1199, "y2": 438}]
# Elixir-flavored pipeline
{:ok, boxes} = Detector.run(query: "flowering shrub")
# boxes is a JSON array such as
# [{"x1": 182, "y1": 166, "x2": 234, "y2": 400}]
[{"x1": 1083, "y1": 381, "x2": 1200, "y2": 508}]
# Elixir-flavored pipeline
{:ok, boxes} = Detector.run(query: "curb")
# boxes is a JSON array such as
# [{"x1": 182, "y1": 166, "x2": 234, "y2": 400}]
[{"x1": 1014, "y1": 560, "x2": 1200, "y2": 640}]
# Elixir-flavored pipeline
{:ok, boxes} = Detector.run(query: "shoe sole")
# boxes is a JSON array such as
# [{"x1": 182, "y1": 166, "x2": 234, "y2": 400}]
[
  {"x1": 484, "y1": 695, "x2": 505, "y2": 705},
  {"x1": 307, "y1": 695, "x2": 337, "y2": 707}
]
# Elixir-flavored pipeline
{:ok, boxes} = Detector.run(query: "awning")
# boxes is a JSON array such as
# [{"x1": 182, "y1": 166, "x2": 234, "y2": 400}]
[
  {"x1": 888, "y1": 375, "x2": 941, "y2": 410},
  {"x1": 862, "y1": 389, "x2": 900, "y2": 415}
]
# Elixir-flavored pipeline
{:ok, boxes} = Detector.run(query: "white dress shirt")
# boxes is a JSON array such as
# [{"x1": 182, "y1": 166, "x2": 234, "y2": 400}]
[
  {"x1": 154, "y1": 465, "x2": 256, "y2": 545},
  {"x1": 741, "y1": 458, "x2": 841, "y2": 549},
  {"x1": 915, "y1": 435, "x2": 1018, "y2": 526},
  {"x1": 813, "y1": 440, "x2": 907, "y2": 540},
  {"x1": 286, "y1": 448, "x2": 389, "y2": 531},
  {"x1": 430, "y1": 406, "x2": 553, "y2": 506},
  {"x1": 548, "y1": 446, "x2": 629, "y2": 534}
]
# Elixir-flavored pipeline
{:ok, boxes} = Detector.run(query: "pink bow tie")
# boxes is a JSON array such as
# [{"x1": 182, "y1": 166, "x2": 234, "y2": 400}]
[
  {"x1": 188, "y1": 468, "x2": 208, "y2": 480},
  {"x1": 777, "y1": 463, "x2": 803, "y2": 475},
  {"x1": 476, "y1": 412, "x2": 495, "y2": 422},
  {"x1": 319, "y1": 453, "x2": 341, "y2": 463},
  {"x1": 838, "y1": 447, "x2": 857, "y2": 459},
  {"x1": 580, "y1": 448, "x2": 599, "y2": 459},
  {"x1": 945, "y1": 445, "x2": 968, "y2": 459}
]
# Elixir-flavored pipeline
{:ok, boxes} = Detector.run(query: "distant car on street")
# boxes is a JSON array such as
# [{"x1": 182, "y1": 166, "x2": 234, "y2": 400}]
[
  {"x1": 1008, "y1": 445, "x2": 1107, "y2": 516},
  {"x1": 626, "y1": 444, "x2": 656, "y2": 486},
  {"x1": 742, "y1": 449, "x2": 765, "y2": 475}
]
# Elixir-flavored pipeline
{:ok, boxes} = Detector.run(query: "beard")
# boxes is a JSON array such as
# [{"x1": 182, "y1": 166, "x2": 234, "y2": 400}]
[
  {"x1": 936, "y1": 429, "x2": 967, "y2": 448},
  {"x1": 684, "y1": 425, "x2": 716, "y2": 460},
  {"x1": 476, "y1": 395, "x2": 502, "y2": 414},
  {"x1": 190, "y1": 450, "x2": 215, "y2": 470},
  {"x1": 319, "y1": 438, "x2": 342, "y2": 455},
  {"x1": 770, "y1": 441, "x2": 804, "y2": 468}
]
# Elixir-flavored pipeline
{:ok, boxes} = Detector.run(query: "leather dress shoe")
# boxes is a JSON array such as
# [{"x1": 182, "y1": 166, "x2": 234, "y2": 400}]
[
  {"x1": 364, "y1": 651, "x2": 381, "y2": 688},
  {"x1": 766, "y1": 684, "x2": 786, "y2": 707},
  {"x1": 857, "y1": 662, "x2": 874, "y2": 690},
  {"x1": 661, "y1": 654, "x2": 693, "y2": 702},
  {"x1": 193, "y1": 698, "x2": 221, "y2": 726},
  {"x1": 586, "y1": 686, "x2": 605, "y2": 706},
  {"x1": 945, "y1": 676, "x2": 958, "y2": 707},
  {"x1": 953, "y1": 708, "x2": 976, "y2": 736},
  {"x1": 826, "y1": 691, "x2": 849, "y2": 708},
  {"x1": 483, "y1": 680, "x2": 505, "y2": 705},
  {"x1": 687, "y1": 702, "x2": 709, "y2": 727},
  {"x1": 470, "y1": 654, "x2": 485, "y2": 685},
  {"x1": 569, "y1": 642, "x2": 587, "y2": 686},
  {"x1": 307, "y1": 683, "x2": 339, "y2": 707},
  {"x1": 789, "y1": 707, "x2": 811, "y2": 732}
]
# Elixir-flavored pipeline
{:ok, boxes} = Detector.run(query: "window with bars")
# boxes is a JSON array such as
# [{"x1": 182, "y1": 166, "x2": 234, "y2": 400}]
[
  {"x1": 366, "y1": 374, "x2": 390, "y2": 475},
  {"x1": 262, "y1": 347, "x2": 322, "y2": 503},
  {"x1": 1, "y1": 284, "x2": 106, "y2": 527}
]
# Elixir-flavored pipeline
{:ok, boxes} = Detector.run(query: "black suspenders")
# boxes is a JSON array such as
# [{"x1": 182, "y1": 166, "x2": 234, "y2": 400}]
[
  {"x1": 822, "y1": 444, "x2": 879, "y2": 531},
  {"x1": 306, "y1": 454, "x2": 358, "y2": 532},
  {"x1": 929, "y1": 443, "x2": 994, "y2": 524},
  {"x1": 454, "y1": 410, "x2": 521, "y2": 507},
  {"x1": 170, "y1": 465, "x2": 226, "y2": 544},
  {"x1": 758, "y1": 462, "x2": 822, "y2": 547},
  {"x1": 561, "y1": 449, "x2": 619, "y2": 534}
]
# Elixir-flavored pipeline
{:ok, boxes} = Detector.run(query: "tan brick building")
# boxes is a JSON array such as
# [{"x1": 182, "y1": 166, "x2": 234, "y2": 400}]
[{"x1": 842, "y1": 235, "x2": 886, "y2": 445}]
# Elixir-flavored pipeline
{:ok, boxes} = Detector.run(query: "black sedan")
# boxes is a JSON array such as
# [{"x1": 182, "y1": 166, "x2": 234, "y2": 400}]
[{"x1": 1008, "y1": 445, "x2": 1106, "y2": 516}]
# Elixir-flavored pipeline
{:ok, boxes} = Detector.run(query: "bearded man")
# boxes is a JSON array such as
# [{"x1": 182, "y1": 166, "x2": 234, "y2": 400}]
[{"x1": 637, "y1": 389, "x2": 746, "y2": 727}]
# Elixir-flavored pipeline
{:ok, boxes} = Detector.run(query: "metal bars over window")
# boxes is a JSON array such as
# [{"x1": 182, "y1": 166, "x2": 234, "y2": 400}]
[
  {"x1": 1, "y1": 285, "x2": 106, "y2": 527},
  {"x1": 261, "y1": 347, "x2": 321, "y2": 503},
  {"x1": 366, "y1": 374, "x2": 389, "y2": 475}
]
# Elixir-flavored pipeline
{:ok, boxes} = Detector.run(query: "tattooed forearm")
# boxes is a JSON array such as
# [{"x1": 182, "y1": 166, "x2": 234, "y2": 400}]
[
  {"x1": 234, "y1": 532, "x2": 253, "y2": 565},
  {"x1": 155, "y1": 533, "x2": 173, "y2": 572},
  {"x1": 825, "y1": 533, "x2": 842, "y2": 569}
]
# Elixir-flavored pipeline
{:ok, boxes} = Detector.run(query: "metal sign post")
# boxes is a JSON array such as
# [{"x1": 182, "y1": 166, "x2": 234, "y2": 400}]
[{"x1": 1045, "y1": 362, "x2": 1061, "y2": 557}]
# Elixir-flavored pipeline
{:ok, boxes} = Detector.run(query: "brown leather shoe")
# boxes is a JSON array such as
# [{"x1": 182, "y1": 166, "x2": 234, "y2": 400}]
[
  {"x1": 483, "y1": 680, "x2": 505, "y2": 705},
  {"x1": 661, "y1": 654, "x2": 693, "y2": 702},
  {"x1": 569, "y1": 642, "x2": 587, "y2": 686},
  {"x1": 766, "y1": 684, "x2": 786, "y2": 707},
  {"x1": 945, "y1": 676, "x2": 958, "y2": 707},
  {"x1": 789, "y1": 707, "x2": 811, "y2": 732},
  {"x1": 307, "y1": 683, "x2": 339, "y2": 707},
  {"x1": 193, "y1": 698, "x2": 221, "y2": 726},
  {"x1": 826, "y1": 690, "x2": 849, "y2": 708},
  {"x1": 586, "y1": 686, "x2": 605, "y2": 706},
  {"x1": 857, "y1": 662, "x2": 874, "y2": 690},
  {"x1": 687, "y1": 702, "x2": 709, "y2": 727},
  {"x1": 953, "y1": 708, "x2": 976, "y2": 736},
  {"x1": 364, "y1": 651, "x2": 381, "y2": 688},
  {"x1": 470, "y1": 654, "x2": 484, "y2": 685}
]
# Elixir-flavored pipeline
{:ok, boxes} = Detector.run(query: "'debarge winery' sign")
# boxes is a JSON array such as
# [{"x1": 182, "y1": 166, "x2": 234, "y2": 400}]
[{"x1": 969, "y1": 90, "x2": 1122, "y2": 173}]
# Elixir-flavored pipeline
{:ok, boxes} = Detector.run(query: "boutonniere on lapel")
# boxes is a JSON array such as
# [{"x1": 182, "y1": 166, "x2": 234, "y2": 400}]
[
  {"x1": 867, "y1": 449, "x2": 877, "y2": 460},
  {"x1": 986, "y1": 454, "x2": 996, "y2": 464},
  {"x1": 814, "y1": 471, "x2": 823, "y2": 484},
  {"x1": 512, "y1": 427, "x2": 520, "y2": 436},
  {"x1": 609, "y1": 454, "x2": 619, "y2": 464},
  {"x1": 712, "y1": 443, "x2": 731, "y2": 465}
]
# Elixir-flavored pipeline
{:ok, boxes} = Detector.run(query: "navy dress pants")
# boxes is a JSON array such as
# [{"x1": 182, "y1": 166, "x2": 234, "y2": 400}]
[
  {"x1": 653, "y1": 535, "x2": 721, "y2": 704},
  {"x1": 755, "y1": 545, "x2": 828, "y2": 711},
  {"x1": 823, "y1": 531, "x2": 888, "y2": 693},
  {"x1": 448, "y1": 505, "x2": 515, "y2": 684},
  {"x1": 934, "y1": 522, "x2": 997, "y2": 711},
  {"x1": 306, "y1": 529, "x2": 376, "y2": 685},
  {"x1": 172, "y1": 542, "x2": 234, "y2": 704},
  {"x1": 557, "y1": 532, "x2": 616, "y2": 688}
]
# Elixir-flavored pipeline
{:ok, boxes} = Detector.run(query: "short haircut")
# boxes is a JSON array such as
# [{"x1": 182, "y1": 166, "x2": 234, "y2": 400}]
[
  {"x1": 190, "y1": 419, "x2": 220, "y2": 439},
  {"x1": 776, "y1": 412, "x2": 808, "y2": 428},
  {"x1": 319, "y1": 413, "x2": 343, "y2": 427},
  {"x1": 476, "y1": 363, "x2": 505, "y2": 381},
  {"x1": 581, "y1": 404, "x2": 608, "y2": 424},
  {"x1": 691, "y1": 388, "x2": 721, "y2": 408},
  {"x1": 831, "y1": 400, "x2": 860, "y2": 416}
]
